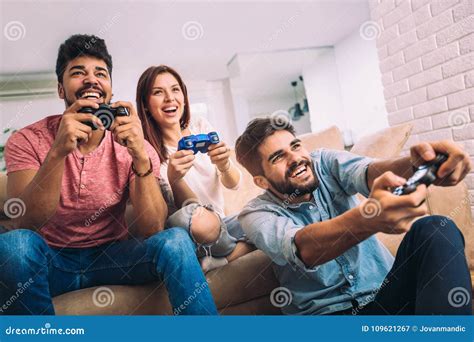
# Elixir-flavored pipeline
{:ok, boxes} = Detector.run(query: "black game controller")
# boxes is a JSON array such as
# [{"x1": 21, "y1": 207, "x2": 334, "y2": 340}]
[
  {"x1": 80, "y1": 104, "x2": 129, "y2": 130},
  {"x1": 392, "y1": 154, "x2": 448, "y2": 196}
]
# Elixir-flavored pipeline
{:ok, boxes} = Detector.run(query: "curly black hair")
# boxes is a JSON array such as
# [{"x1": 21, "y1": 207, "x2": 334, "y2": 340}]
[{"x1": 55, "y1": 34, "x2": 112, "y2": 83}]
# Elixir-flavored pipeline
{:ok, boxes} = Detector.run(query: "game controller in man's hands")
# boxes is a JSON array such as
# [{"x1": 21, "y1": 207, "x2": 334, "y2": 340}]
[
  {"x1": 392, "y1": 154, "x2": 448, "y2": 196},
  {"x1": 178, "y1": 132, "x2": 220, "y2": 154},
  {"x1": 80, "y1": 104, "x2": 129, "y2": 130}
]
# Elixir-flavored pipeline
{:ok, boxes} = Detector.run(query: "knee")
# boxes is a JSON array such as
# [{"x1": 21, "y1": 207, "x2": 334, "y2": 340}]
[
  {"x1": 0, "y1": 229, "x2": 49, "y2": 268},
  {"x1": 190, "y1": 208, "x2": 221, "y2": 244},
  {"x1": 147, "y1": 227, "x2": 195, "y2": 258},
  {"x1": 411, "y1": 215, "x2": 464, "y2": 247}
]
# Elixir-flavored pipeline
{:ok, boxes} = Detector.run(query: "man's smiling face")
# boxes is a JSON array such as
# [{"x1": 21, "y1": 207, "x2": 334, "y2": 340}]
[
  {"x1": 58, "y1": 56, "x2": 112, "y2": 107},
  {"x1": 257, "y1": 130, "x2": 318, "y2": 199}
]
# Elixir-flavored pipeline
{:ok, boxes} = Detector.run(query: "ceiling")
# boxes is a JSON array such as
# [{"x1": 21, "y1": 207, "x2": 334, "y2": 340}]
[{"x1": 1, "y1": 0, "x2": 370, "y2": 82}]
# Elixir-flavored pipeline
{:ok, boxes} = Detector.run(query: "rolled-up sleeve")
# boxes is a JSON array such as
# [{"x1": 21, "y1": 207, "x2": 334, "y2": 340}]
[
  {"x1": 238, "y1": 207, "x2": 304, "y2": 267},
  {"x1": 319, "y1": 149, "x2": 373, "y2": 197}
]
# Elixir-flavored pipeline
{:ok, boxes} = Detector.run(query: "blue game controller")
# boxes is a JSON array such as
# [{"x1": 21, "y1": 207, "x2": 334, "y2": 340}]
[{"x1": 178, "y1": 132, "x2": 220, "y2": 154}]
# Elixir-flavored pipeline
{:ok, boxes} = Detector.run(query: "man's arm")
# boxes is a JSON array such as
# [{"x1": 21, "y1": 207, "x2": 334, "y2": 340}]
[
  {"x1": 294, "y1": 172, "x2": 428, "y2": 268},
  {"x1": 110, "y1": 101, "x2": 167, "y2": 238},
  {"x1": 128, "y1": 157, "x2": 168, "y2": 238},
  {"x1": 6, "y1": 101, "x2": 104, "y2": 230},
  {"x1": 294, "y1": 206, "x2": 374, "y2": 267},
  {"x1": 367, "y1": 156, "x2": 412, "y2": 191},
  {"x1": 295, "y1": 140, "x2": 471, "y2": 268},
  {"x1": 7, "y1": 151, "x2": 65, "y2": 230},
  {"x1": 367, "y1": 140, "x2": 472, "y2": 191}
]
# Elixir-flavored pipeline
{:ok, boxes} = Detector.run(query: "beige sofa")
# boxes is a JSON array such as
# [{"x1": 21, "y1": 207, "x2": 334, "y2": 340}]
[{"x1": 0, "y1": 123, "x2": 473, "y2": 315}]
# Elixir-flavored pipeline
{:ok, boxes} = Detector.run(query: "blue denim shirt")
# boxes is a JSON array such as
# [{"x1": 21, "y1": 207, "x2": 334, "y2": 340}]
[{"x1": 238, "y1": 149, "x2": 394, "y2": 315}]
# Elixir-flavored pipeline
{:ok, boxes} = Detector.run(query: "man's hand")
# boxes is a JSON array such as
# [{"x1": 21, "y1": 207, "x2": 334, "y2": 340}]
[
  {"x1": 51, "y1": 99, "x2": 105, "y2": 158},
  {"x1": 410, "y1": 140, "x2": 472, "y2": 186},
  {"x1": 207, "y1": 141, "x2": 231, "y2": 172},
  {"x1": 110, "y1": 101, "x2": 149, "y2": 170},
  {"x1": 361, "y1": 171, "x2": 428, "y2": 234}
]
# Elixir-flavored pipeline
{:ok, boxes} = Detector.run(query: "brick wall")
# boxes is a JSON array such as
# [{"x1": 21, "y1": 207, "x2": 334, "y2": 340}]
[{"x1": 369, "y1": 0, "x2": 474, "y2": 217}]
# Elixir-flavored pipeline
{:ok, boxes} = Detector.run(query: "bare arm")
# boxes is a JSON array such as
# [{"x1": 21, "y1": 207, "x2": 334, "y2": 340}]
[
  {"x1": 170, "y1": 178, "x2": 198, "y2": 208},
  {"x1": 109, "y1": 101, "x2": 168, "y2": 238},
  {"x1": 295, "y1": 140, "x2": 471, "y2": 268},
  {"x1": 294, "y1": 207, "x2": 373, "y2": 267},
  {"x1": 367, "y1": 156, "x2": 412, "y2": 191},
  {"x1": 294, "y1": 172, "x2": 428, "y2": 267},
  {"x1": 219, "y1": 162, "x2": 241, "y2": 189},
  {"x1": 128, "y1": 157, "x2": 168, "y2": 238},
  {"x1": 7, "y1": 150, "x2": 65, "y2": 230},
  {"x1": 367, "y1": 140, "x2": 472, "y2": 191},
  {"x1": 207, "y1": 142, "x2": 240, "y2": 189},
  {"x1": 6, "y1": 101, "x2": 104, "y2": 230}
]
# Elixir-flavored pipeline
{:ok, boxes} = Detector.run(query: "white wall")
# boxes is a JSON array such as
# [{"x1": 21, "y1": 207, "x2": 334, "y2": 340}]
[
  {"x1": 302, "y1": 29, "x2": 388, "y2": 144},
  {"x1": 302, "y1": 48, "x2": 345, "y2": 134},
  {"x1": 1, "y1": 96, "x2": 63, "y2": 143},
  {"x1": 248, "y1": 94, "x2": 312, "y2": 136},
  {"x1": 195, "y1": 78, "x2": 238, "y2": 146},
  {"x1": 1, "y1": 29, "x2": 387, "y2": 149},
  {"x1": 334, "y1": 29, "x2": 388, "y2": 142}
]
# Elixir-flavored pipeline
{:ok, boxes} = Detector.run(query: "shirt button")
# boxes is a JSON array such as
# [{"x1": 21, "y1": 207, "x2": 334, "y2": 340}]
[
  {"x1": 80, "y1": 184, "x2": 85, "y2": 189},
  {"x1": 309, "y1": 205, "x2": 315, "y2": 210},
  {"x1": 348, "y1": 274, "x2": 354, "y2": 280}
]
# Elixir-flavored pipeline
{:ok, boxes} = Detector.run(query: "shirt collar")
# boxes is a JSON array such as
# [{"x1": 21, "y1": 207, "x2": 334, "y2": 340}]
[{"x1": 264, "y1": 189, "x2": 316, "y2": 209}]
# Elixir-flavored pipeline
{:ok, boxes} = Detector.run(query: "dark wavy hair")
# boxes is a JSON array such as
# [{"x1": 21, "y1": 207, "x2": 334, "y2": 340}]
[
  {"x1": 136, "y1": 65, "x2": 191, "y2": 162},
  {"x1": 235, "y1": 118, "x2": 296, "y2": 176},
  {"x1": 55, "y1": 34, "x2": 112, "y2": 83}
]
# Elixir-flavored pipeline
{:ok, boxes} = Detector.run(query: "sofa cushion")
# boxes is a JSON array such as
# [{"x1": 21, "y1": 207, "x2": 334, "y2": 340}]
[
  {"x1": 350, "y1": 123, "x2": 414, "y2": 256},
  {"x1": 350, "y1": 123, "x2": 413, "y2": 158},
  {"x1": 297, "y1": 125, "x2": 345, "y2": 151}
]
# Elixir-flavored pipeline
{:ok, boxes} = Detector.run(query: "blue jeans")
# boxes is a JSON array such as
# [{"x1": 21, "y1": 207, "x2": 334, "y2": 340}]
[
  {"x1": 166, "y1": 203, "x2": 247, "y2": 258},
  {"x1": 0, "y1": 227, "x2": 218, "y2": 315}
]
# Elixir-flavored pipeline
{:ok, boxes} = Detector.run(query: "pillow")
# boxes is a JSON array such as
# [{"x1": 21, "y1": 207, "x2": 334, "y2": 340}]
[
  {"x1": 350, "y1": 123, "x2": 413, "y2": 257},
  {"x1": 299, "y1": 125, "x2": 345, "y2": 152},
  {"x1": 350, "y1": 123, "x2": 413, "y2": 158}
]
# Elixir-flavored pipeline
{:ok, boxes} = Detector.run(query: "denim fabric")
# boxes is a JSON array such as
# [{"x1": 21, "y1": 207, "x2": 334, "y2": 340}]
[
  {"x1": 239, "y1": 149, "x2": 395, "y2": 315},
  {"x1": 0, "y1": 227, "x2": 217, "y2": 315},
  {"x1": 166, "y1": 204, "x2": 246, "y2": 258}
]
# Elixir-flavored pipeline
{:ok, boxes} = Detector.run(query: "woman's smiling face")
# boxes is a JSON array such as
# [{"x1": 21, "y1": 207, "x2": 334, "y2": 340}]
[{"x1": 147, "y1": 72, "x2": 185, "y2": 128}]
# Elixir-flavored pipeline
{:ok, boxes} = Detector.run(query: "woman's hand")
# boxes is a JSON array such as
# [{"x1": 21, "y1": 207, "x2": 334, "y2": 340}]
[
  {"x1": 168, "y1": 149, "x2": 195, "y2": 185},
  {"x1": 207, "y1": 141, "x2": 231, "y2": 172}
]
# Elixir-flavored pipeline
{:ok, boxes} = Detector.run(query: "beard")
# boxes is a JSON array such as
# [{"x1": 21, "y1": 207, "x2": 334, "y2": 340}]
[{"x1": 267, "y1": 159, "x2": 319, "y2": 197}]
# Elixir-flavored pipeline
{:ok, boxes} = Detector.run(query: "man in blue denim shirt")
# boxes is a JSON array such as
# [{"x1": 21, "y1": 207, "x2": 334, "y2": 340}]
[{"x1": 235, "y1": 118, "x2": 472, "y2": 315}]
